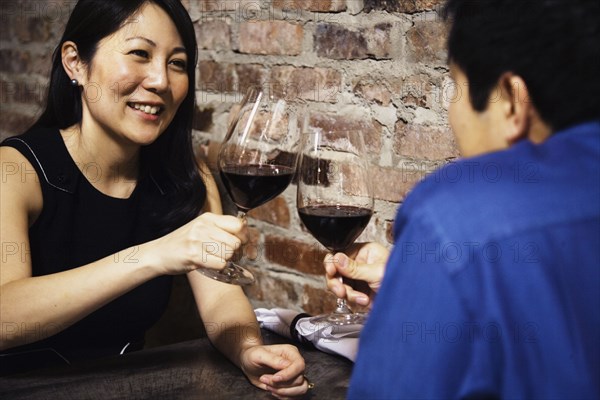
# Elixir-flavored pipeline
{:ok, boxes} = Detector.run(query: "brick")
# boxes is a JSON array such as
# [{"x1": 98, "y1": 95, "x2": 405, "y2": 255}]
[
  {"x1": 315, "y1": 23, "x2": 392, "y2": 60},
  {"x1": 301, "y1": 284, "x2": 369, "y2": 315},
  {"x1": 299, "y1": 158, "x2": 373, "y2": 199},
  {"x1": 308, "y1": 112, "x2": 382, "y2": 153},
  {"x1": 239, "y1": 226, "x2": 261, "y2": 262},
  {"x1": 14, "y1": 17, "x2": 52, "y2": 43},
  {"x1": 239, "y1": 21, "x2": 303, "y2": 56},
  {"x1": 270, "y1": 66, "x2": 342, "y2": 103},
  {"x1": 48, "y1": 24, "x2": 67, "y2": 44},
  {"x1": 239, "y1": 268, "x2": 266, "y2": 302},
  {"x1": 0, "y1": 14, "x2": 11, "y2": 39},
  {"x1": 32, "y1": 52, "x2": 52, "y2": 77},
  {"x1": 196, "y1": 20, "x2": 231, "y2": 51},
  {"x1": 406, "y1": 20, "x2": 447, "y2": 65},
  {"x1": 400, "y1": 74, "x2": 437, "y2": 108},
  {"x1": 385, "y1": 219, "x2": 395, "y2": 244},
  {"x1": 198, "y1": 60, "x2": 235, "y2": 92},
  {"x1": 248, "y1": 196, "x2": 291, "y2": 228},
  {"x1": 235, "y1": 64, "x2": 269, "y2": 96},
  {"x1": 0, "y1": 80, "x2": 46, "y2": 107},
  {"x1": 301, "y1": 285, "x2": 338, "y2": 315},
  {"x1": 393, "y1": 120, "x2": 459, "y2": 160},
  {"x1": 227, "y1": 100, "x2": 242, "y2": 121},
  {"x1": 192, "y1": 104, "x2": 214, "y2": 131},
  {"x1": 3, "y1": 2, "x2": 66, "y2": 41},
  {"x1": 0, "y1": 112, "x2": 36, "y2": 137},
  {"x1": 353, "y1": 78, "x2": 393, "y2": 106},
  {"x1": 264, "y1": 235, "x2": 327, "y2": 275},
  {"x1": 195, "y1": 0, "x2": 269, "y2": 13},
  {"x1": 0, "y1": 50, "x2": 31, "y2": 74},
  {"x1": 0, "y1": 80, "x2": 15, "y2": 104},
  {"x1": 198, "y1": 140, "x2": 221, "y2": 173},
  {"x1": 273, "y1": 0, "x2": 346, "y2": 12},
  {"x1": 242, "y1": 269, "x2": 300, "y2": 306},
  {"x1": 198, "y1": 0, "x2": 238, "y2": 12},
  {"x1": 370, "y1": 165, "x2": 425, "y2": 202},
  {"x1": 229, "y1": 104, "x2": 289, "y2": 143},
  {"x1": 364, "y1": 0, "x2": 444, "y2": 13}
]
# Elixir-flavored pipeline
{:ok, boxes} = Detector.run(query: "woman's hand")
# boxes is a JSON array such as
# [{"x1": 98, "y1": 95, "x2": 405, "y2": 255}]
[
  {"x1": 144, "y1": 212, "x2": 247, "y2": 276},
  {"x1": 324, "y1": 242, "x2": 390, "y2": 309},
  {"x1": 240, "y1": 344, "x2": 309, "y2": 398}
]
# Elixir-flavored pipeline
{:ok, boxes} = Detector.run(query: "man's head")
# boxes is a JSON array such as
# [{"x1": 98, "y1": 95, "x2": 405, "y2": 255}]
[{"x1": 443, "y1": 0, "x2": 599, "y2": 156}]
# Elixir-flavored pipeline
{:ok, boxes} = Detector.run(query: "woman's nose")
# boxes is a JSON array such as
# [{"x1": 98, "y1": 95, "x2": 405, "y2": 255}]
[{"x1": 143, "y1": 62, "x2": 169, "y2": 93}]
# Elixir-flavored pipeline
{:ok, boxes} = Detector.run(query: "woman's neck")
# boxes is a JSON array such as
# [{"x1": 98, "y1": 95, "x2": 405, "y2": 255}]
[{"x1": 61, "y1": 123, "x2": 140, "y2": 198}]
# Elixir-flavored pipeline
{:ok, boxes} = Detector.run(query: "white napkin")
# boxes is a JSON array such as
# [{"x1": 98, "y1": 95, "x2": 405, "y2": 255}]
[{"x1": 254, "y1": 308, "x2": 362, "y2": 362}]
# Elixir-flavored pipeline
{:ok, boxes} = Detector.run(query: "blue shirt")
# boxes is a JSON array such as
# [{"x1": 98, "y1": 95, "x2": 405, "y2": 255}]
[{"x1": 349, "y1": 121, "x2": 600, "y2": 399}]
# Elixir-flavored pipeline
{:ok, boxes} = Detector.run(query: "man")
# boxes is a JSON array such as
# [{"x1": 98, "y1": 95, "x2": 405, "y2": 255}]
[{"x1": 325, "y1": 0, "x2": 600, "y2": 398}]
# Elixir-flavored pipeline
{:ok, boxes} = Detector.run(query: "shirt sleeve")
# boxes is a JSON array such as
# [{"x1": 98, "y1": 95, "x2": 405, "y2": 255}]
[{"x1": 348, "y1": 209, "x2": 486, "y2": 399}]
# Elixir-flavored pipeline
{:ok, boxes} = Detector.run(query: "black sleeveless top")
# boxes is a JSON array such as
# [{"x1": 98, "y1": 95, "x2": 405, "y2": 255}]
[{"x1": 1, "y1": 125, "x2": 203, "y2": 365}]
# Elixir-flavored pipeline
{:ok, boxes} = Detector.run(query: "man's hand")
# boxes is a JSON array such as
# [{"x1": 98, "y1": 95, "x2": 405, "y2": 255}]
[{"x1": 324, "y1": 242, "x2": 390, "y2": 309}]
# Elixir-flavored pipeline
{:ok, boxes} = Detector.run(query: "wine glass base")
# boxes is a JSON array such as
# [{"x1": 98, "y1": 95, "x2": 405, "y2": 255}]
[
  {"x1": 310, "y1": 311, "x2": 367, "y2": 326},
  {"x1": 196, "y1": 261, "x2": 255, "y2": 286}
]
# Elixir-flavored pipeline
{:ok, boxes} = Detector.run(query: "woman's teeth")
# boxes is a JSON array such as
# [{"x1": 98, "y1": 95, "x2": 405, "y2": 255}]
[{"x1": 130, "y1": 103, "x2": 161, "y2": 115}]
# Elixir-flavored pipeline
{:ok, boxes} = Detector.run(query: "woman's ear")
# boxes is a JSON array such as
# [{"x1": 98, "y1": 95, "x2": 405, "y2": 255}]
[
  {"x1": 61, "y1": 41, "x2": 86, "y2": 85},
  {"x1": 497, "y1": 73, "x2": 532, "y2": 144}
]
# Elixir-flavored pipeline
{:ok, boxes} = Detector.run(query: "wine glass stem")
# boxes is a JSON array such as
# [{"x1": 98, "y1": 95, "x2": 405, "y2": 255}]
[
  {"x1": 335, "y1": 297, "x2": 351, "y2": 314},
  {"x1": 335, "y1": 275, "x2": 352, "y2": 314},
  {"x1": 231, "y1": 211, "x2": 247, "y2": 265}
]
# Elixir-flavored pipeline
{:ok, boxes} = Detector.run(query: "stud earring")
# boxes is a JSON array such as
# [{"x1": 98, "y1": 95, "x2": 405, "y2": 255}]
[{"x1": 71, "y1": 79, "x2": 79, "y2": 87}]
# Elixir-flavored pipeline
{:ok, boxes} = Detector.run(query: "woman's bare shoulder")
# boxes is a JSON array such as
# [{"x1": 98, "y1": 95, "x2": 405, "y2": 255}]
[{"x1": 0, "y1": 145, "x2": 43, "y2": 225}]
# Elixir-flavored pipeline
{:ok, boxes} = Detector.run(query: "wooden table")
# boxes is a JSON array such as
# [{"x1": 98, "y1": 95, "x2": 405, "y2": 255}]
[{"x1": 0, "y1": 330, "x2": 353, "y2": 399}]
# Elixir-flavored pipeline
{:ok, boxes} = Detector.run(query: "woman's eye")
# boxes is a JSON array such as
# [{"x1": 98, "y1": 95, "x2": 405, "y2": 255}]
[
  {"x1": 170, "y1": 59, "x2": 187, "y2": 70},
  {"x1": 129, "y1": 49, "x2": 149, "y2": 58}
]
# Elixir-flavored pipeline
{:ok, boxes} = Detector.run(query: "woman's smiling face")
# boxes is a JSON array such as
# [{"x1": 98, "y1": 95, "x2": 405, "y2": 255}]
[{"x1": 77, "y1": 2, "x2": 189, "y2": 146}]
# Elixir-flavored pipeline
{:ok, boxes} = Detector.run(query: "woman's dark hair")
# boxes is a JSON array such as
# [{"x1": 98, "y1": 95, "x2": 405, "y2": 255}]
[
  {"x1": 36, "y1": 0, "x2": 203, "y2": 232},
  {"x1": 443, "y1": 0, "x2": 600, "y2": 132}
]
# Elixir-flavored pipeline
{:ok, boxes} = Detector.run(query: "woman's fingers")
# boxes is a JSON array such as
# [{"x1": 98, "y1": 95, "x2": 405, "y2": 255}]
[
  {"x1": 251, "y1": 344, "x2": 305, "y2": 382},
  {"x1": 266, "y1": 345, "x2": 305, "y2": 382},
  {"x1": 242, "y1": 344, "x2": 308, "y2": 397},
  {"x1": 264, "y1": 375, "x2": 311, "y2": 398},
  {"x1": 181, "y1": 213, "x2": 249, "y2": 270},
  {"x1": 200, "y1": 213, "x2": 247, "y2": 242}
]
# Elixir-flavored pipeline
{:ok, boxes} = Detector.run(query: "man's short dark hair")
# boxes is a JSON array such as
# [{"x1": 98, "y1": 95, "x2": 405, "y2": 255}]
[{"x1": 443, "y1": 0, "x2": 600, "y2": 132}]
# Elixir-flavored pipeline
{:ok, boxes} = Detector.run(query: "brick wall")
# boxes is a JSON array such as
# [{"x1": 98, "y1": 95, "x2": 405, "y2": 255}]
[{"x1": 0, "y1": 0, "x2": 457, "y2": 316}]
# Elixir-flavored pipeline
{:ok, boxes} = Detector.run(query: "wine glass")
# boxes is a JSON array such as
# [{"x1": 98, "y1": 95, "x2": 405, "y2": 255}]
[
  {"x1": 297, "y1": 119, "x2": 374, "y2": 325},
  {"x1": 199, "y1": 86, "x2": 300, "y2": 285}
]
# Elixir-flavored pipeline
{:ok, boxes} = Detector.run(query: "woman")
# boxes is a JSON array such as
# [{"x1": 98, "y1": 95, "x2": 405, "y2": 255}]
[{"x1": 0, "y1": 0, "x2": 308, "y2": 396}]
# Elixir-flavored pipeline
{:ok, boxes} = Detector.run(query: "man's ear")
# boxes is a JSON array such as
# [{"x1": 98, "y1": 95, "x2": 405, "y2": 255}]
[
  {"x1": 497, "y1": 72, "x2": 532, "y2": 144},
  {"x1": 61, "y1": 41, "x2": 86, "y2": 85}
]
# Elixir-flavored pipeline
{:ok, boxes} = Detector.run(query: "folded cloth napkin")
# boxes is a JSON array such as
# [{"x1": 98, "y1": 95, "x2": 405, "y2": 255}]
[{"x1": 254, "y1": 308, "x2": 362, "y2": 362}]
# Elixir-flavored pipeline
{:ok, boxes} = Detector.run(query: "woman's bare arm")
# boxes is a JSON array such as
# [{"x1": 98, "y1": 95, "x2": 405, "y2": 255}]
[{"x1": 0, "y1": 147, "x2": 159, "y2": 350}]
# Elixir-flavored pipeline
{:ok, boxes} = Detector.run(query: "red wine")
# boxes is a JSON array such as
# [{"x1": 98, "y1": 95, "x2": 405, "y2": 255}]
[
  {"x1": 220, "y1": 164, "x2": 295, "y2": 212},
  {"x1": 298, "y1": 205, "x2": 373, "y2": 251}
]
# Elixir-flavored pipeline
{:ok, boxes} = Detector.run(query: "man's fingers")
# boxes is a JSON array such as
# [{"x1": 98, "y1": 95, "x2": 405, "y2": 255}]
[
  {"x1": 332, "y1": 252, "x2": 381, "y2": 284},
  {"x1": 326, "y1": 271, "x2": 347, "y2": 298},
  {"x1": 345, "y1": 286, "x2": 371, "y2": 307},
  {"x1": 323, "y1": 253, "x2": 337, "y2": 276}
]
